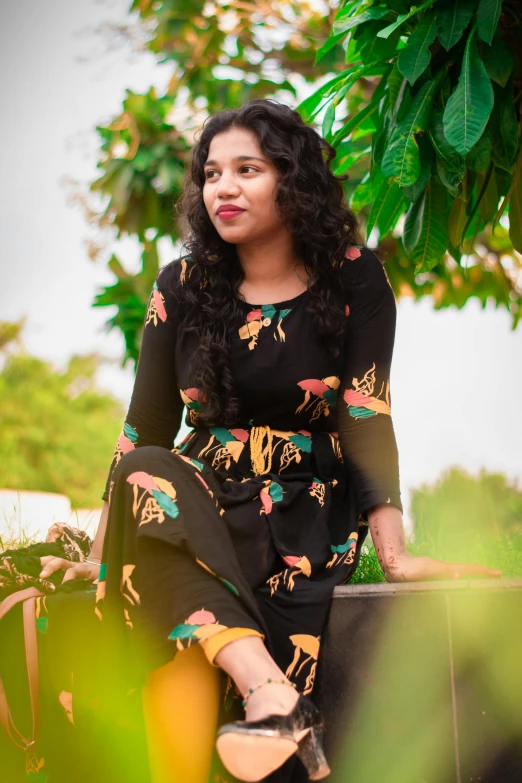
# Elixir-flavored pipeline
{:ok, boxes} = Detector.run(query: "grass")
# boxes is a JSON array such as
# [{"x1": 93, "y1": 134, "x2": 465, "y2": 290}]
[{"x1": 351, "y1": 531, "x2": 522, "y2": 584}]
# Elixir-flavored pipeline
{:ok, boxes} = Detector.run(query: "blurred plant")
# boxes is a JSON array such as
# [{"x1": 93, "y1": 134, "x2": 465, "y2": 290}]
[
  {"x1": 353, "y1": 465, "x2": 522, "y2": 584},
  {"x1": 0, "y1": 323, "x2": 123, "y2": 508},
  {"x1": 301, "y1": 0, "x2": 522, "y2": 325},
  {"x1": 410, "y1": 465, "x2": 522, "y2": 559}
]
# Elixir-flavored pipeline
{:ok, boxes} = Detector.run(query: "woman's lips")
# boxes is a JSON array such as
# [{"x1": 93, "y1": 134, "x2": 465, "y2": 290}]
[{"x1": 217, "y1": 208, "x2": 245, "y2": 221}]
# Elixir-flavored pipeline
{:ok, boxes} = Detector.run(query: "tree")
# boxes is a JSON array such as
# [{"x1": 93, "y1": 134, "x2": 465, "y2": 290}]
[
  {"x1": 0, "y1": 325, "x2": 123, "y2": 508},
  {"x1": 305, "y1": 0, "x2": 522, "y2": 322},
  {"x1": 77, "y1": 0, "x2": 521, "y2": 367}
]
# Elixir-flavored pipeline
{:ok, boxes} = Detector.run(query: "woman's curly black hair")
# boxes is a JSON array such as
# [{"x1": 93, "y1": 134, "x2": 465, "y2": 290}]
[{"x1": 172, "y1": 98, "x2": 360, "y2": 427}]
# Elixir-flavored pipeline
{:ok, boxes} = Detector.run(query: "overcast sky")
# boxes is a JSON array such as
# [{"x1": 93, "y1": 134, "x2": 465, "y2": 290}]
[{"x1": 1, "y1": 0, "x2": 521, "y2": 527}]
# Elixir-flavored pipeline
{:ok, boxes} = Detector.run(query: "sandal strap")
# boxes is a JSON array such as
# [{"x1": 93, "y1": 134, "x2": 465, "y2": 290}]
[{"x1": 242, "y1": 677, "x2": 297, "y2": 707}]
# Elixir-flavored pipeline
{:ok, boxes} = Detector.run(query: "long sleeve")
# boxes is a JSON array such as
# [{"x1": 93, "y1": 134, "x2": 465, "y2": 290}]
[
  {"x1": 102, "y1": 261, "x2": 185, "y2": 502},
  {"x1": 337, "y1": 247, "x2": 403, "y2": 516}
]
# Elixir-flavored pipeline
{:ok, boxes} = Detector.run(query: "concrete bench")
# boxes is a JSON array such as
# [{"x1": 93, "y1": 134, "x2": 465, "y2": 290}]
[{"x1": 316, "y1": 578, "x2": 522, "y2": 783}]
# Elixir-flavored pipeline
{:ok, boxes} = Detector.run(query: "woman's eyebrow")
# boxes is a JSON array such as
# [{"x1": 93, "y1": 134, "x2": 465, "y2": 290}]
[{"x1": 204, "y1": 155, "x2": 266, "y2": 167}]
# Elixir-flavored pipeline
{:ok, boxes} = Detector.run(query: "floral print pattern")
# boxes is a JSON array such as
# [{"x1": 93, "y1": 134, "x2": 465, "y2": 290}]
[
  {"x1": 295, "y1": 376, "x2": 340, "y2": 422},
  {"x1": 127, "y1": 471, "x2": 180, "y2": 525},
  {"x1": 343, "y1": 362, "x2": 391, "y2": 418},
  {"x1": 238, "y1": 305, "x2": 292, "y2": 349},
  {"x1": 145, "y1": 281, "x2": 167, "y2": 327}
]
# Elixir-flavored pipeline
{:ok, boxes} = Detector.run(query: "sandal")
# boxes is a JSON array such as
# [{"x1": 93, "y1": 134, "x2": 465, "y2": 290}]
[{"x1": 215, "y1": 678, "x2": 331, "y2": 782}]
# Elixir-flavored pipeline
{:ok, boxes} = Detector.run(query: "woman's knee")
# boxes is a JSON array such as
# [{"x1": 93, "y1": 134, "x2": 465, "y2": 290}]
[{"x1": 114, "y1": 445, "x2": 174, "y2": 481}]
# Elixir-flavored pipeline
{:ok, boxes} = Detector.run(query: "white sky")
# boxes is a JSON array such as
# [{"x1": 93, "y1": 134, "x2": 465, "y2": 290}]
[{"x1": 1, "y1": 0, "x2": 521, "y2": 528}]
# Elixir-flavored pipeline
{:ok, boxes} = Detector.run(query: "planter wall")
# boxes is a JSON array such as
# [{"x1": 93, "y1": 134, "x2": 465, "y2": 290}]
[{"x1": 315, "y1": 578, "x2": 522, "y2": 783}]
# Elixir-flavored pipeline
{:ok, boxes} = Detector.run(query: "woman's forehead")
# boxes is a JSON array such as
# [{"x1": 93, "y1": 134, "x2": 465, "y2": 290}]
[{"x1": 206, "y1": 127, "x2": 263, "y2": 162}]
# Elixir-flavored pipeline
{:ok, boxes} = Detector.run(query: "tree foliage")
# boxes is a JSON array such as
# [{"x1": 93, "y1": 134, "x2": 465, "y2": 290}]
[
  {"x1": 302, "y1": 0, "x2": 522, "y2": 323},
  {"x1": 0, "y1": 328, "x2": 123, "y2": 507},
  {"x1": 82, "y1": 0, "x2": 522, "y2": 367}
]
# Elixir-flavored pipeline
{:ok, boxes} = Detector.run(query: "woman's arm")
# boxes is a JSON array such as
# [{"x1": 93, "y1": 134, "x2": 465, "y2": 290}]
[
  {"x1": 337, "y1": 249, "x2": 500, "y2": 582},
  {"x1": 368, "y1": 503, "x2": 502, "y2": 581},
  {"x1": 86, "y1": 500, "x2": 109, "y2": 564},
  {"x1": 337, "y1": 247, "x2": 403, "y2": 516}
]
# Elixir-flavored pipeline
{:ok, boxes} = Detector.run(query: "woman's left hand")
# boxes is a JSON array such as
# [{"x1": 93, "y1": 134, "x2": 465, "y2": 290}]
[{"x1": 384, "y1": 553, "x2": 502, "y2": 583}]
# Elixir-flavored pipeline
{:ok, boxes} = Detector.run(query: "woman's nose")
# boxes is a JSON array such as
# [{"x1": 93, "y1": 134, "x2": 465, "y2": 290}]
[{"x1": 215, "y1": 170, "x2": 240, "y2": 197}]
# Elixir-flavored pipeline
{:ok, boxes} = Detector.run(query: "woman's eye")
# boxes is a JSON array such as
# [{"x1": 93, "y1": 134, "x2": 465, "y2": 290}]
[{"x1": 204, "y1": 166, "x2": 258, "y2": 180}]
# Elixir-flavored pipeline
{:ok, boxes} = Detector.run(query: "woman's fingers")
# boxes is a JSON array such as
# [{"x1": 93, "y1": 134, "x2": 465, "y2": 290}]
[
  {"x1": 451, "y1": 562, "x2": 502, "y2": 579},
  {"x1": 39, "y1": 556, "x2": 74, "y2": 578},
  {"x1": 62, "y1": 562, "x2": 100, "y2": 584}
]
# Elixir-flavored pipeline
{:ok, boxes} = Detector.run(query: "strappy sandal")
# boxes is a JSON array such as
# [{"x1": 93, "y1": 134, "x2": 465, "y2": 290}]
[{"x1": 216, "y1": 678, "x2": 331, "y2": 782}]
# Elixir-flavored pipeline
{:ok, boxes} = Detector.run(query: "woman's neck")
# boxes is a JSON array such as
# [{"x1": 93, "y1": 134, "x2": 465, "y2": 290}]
[{"x1": 236, "y1": 231, "x2": 309, "y2": 303}]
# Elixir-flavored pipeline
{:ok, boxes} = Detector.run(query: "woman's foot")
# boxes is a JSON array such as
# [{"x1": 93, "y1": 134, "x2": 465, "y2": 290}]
[{"x1": 244, "y1": 680, "x2": 300, "y2": 722}]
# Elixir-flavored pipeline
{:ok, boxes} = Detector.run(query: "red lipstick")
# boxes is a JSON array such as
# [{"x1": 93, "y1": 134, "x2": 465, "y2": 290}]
[{"x1": 216, "y1": 204, "x2": 245, "y2": 220}]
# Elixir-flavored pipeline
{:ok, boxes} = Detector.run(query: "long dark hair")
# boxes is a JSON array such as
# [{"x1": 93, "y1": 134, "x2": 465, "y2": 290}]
[{"x1": 172, "y1": 98, "x2": 360, "y2": 427}]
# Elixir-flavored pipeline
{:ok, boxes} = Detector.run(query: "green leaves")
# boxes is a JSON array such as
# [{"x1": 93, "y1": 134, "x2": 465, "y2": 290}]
[
  {"x1": 435, "y1": 0, "x2": 476, "y2": 51},
  {"x1": 398, "y1": 13, "x2": 437, "y2": 84},
  {"x1": 509, "y1": 156, "x2": 522, "y2": 253},
  {"x1": 443, "y1": 27, "x2": 494, "y2": 156},
  {"x1": 332, "y1": 6, "x2": 388, "y2": 36},
  {"x1": 483, "y1": 37, "x2": 513, "y2": 87},
  {"x1": 377, "y1": 0, "x2": 436, "y2": 38},
  {"x1": 477, "y1": 0, "x2": 503, "y2": 45},
  {"x1": 382, "y1": 76, "x2": 441, "y2": 186},
  {"x1": 491, "y1": 82, "x2": 519, "y2": 172},
  {"x1": 367, "y1": 178, "x2": 407, "y2": 237},
  {"x1": 404, "y1": 179, "x2": 450, "y2": 270}
]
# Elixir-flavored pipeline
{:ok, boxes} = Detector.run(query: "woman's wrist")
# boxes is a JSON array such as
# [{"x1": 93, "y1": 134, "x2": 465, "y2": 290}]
[{"x1": 84, "y1": 557, "x2": 101, "y2": 566}]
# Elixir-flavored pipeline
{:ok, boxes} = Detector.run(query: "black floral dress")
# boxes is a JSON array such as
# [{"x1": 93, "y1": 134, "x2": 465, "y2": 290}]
[{"x1": 95, "y1": 245, "x2": 402, "y2": 781}]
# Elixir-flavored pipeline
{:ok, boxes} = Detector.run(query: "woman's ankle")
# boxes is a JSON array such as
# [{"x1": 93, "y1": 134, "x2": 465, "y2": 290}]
[
  {"x1": 244, "y1": 681, "x2": 300, "y2": 721},
  {"x1": 214, "y1": 635, "x2": 284, "y2": 694}
]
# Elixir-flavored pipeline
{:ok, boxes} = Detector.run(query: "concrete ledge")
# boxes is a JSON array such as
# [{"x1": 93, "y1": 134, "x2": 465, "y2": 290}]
[
  {"x1": 333, "y1": 576, "x2": 522, "y2": 596},
  {"x1": 318, "y1": 577, "x2": 522, "y2": 783}
]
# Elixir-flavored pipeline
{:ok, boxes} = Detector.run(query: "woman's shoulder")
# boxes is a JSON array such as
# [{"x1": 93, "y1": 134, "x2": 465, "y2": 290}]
[
  {"x1": 338, "y1": 245, "x2": 394, "y2": 295},
  {"x1": 156, "y1": 255, "x2": 195, "y2": 291}
]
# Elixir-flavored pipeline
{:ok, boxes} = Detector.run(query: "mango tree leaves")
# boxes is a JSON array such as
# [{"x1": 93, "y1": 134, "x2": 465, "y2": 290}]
[
  {"x1": 376, "y1": 0, "x2": 436, "y2": 39},
  {"x1": 483, "y1": 37, "x2": 513, "y2": 87},
  {"x1": 477, "y1": 167, "x2": 499, "y2": 222},
  {"x1": 429, "y1": 109, "x2": 465, "y2": 195},
  {"x1": 332, "y1": 6, "x2": 388, "y2": 36},
  {"x1": 477, "y1": 0, "x2": 503, "y2": 45},
  {"x1": 350, "y1": 170, "x2": 385, "y2": 211},
  {"x1": 398, "y1": 13, "x2": 437, "y2": 84},
  {"x1": 491, "y1": 81, "x2": 519, "y2": 172},
  {"x1": 401, "y1": 135, "x2": 433, "y2": 202},
  {"x1": 367, "y1": 178, "x2": 407, "y2": 237},
  {"x1": 448, "y1": 196, "x2": 468, "y2": 247},
  {"x1": 315, "y1": 30, "x2": 348, "y2": 64},
  {"x1": 296, "y1": 71, "x2": 352, "y2": 122},
  {"x1": 353, "y1": 20, "x2": 401, "y2": 65},
  {"x1": 435, "y1": 0, "x2": 476, "y2": 51},
  {"x1": 405, "y1": 179, "x2": 450, "y2": 270},
  {"x1": 443, "y1": 27, "x2": 494, "y2": 156},
  {"x1": 382, "y1": 76, "x2": 442, "y2": 186},
  {"x1": 509, "y1": 156, "x2": 522, "y2": 253},
  {"x1": 466, "y1": 130, "x2": 492, "y2": 172}
]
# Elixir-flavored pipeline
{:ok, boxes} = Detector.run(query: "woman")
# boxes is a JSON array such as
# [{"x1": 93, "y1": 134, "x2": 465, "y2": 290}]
[{"x1": 40, "y1": 99, "x2": 500, "y2": 783}]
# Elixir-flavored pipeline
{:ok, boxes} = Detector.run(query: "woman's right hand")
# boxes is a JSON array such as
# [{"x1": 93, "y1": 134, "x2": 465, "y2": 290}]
[{"x1": 39, "y1": 556, "x2": 101, "y2": 584}]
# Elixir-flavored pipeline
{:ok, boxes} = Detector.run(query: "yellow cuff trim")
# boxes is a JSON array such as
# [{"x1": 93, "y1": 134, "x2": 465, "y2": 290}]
[{"x1": 200, "y1": 627, "x2": 264, "y2": 667}]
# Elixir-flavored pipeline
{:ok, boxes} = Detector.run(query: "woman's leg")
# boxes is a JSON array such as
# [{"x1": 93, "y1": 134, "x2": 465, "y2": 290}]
[
  {"x1": 214, "y1": 636, "x2": 299, "y2": 722},
  {"x1": 142, "y1": 645, "x2": 220, "y2": 783}
]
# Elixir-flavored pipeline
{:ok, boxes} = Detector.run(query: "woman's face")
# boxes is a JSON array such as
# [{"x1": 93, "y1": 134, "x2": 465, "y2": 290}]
[{"x1": 202, "y1": 126, "x2": 287, "y2": 246}]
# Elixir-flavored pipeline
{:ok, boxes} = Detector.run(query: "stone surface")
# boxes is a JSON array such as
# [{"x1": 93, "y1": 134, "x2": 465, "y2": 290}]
[{"x1": 315, "y1": 579, "x2": 522, "y2": 783}]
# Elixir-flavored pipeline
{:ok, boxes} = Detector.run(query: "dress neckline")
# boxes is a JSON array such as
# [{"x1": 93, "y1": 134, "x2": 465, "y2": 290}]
[{"x1": 236, "y1": 285, "x2": 314, "y2": 310}]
